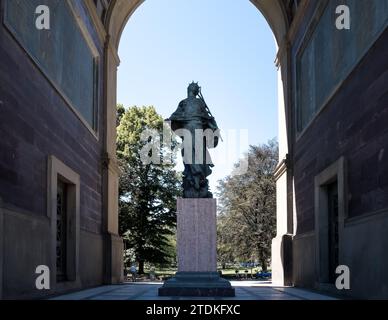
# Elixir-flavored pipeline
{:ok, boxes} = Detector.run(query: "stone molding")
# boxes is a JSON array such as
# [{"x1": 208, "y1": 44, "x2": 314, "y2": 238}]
[
  {"x1": 314, "y1": 156, "x2": 347, "y2": 286},
  {"x1": 274, "y1": 154, "x2": 289, "y2": 181},
  {"x1": 47, "y1": 155, "x2": 81, "y2": 290},
  {"x1": 84, "y1": 0, "x2": 108, "y2": 45}
]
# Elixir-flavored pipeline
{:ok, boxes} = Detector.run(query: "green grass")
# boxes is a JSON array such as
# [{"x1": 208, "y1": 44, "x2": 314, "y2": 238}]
[
  {"x1": 141, "y1": 267, "x2": 268, "y2": 277},
  {"x1": 126, "y1": 266, "x2": 272, "y2": 282}
]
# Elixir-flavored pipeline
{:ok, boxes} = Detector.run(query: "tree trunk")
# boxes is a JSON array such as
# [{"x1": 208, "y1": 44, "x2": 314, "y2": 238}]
[
  {"x1": 261, "y1": 259, "x2": 267, "y2": 272},
  {"x1": 138, "y1": 260, "x2": 145, "y2": 274}
]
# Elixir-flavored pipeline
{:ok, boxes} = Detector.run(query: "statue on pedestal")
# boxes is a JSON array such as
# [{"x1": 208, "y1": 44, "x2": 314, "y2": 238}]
[
  {"x1": 160, "y1": 83, "x2": 234, "y2": 297},
  {"x1": 166, "y1": 82, "x2": 220, "y2": 198}
]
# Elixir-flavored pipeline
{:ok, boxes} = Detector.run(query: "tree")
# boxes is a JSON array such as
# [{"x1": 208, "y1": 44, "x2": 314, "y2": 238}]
[
  {"x1": 217, "y1": 213, "x2": 236, "y2": 269},
  {"x1": 217, "y1": 139, "x2": 278, "y2": 271},
  {"x1": 117, "y1": 105, "x2": 181, "y2": 274}
]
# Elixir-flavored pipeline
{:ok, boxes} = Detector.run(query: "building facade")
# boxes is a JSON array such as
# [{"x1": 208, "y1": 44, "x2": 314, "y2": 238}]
[
  {"x1": 0, "y1": 0, "x2": 387, "y2": 299},
  {"x1": 287, "y1": 0, "x2": 388, "y2": 299},
  {"x1": 0, "y1": 0, "x2": 122, "y2": 299}
]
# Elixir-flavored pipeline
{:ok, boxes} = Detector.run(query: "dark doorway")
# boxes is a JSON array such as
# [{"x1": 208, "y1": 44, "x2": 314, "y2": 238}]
[
  {"x1": 56, "y1": 180, "x2": 68, "y2": 282},
  {"x1": 327, "y1": 181, "x2": 339, "y2": 284}
]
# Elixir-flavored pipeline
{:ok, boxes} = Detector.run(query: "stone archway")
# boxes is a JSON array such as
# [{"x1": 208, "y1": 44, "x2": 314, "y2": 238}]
[{"x1": 102, "y1": 0, "x2": 294, "y2": 286}]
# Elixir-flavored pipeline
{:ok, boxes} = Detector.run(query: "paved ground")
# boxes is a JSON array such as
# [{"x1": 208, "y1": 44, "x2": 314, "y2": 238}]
[{"x1": 52, "y1": 281, "x2": 337, "y2": 300}]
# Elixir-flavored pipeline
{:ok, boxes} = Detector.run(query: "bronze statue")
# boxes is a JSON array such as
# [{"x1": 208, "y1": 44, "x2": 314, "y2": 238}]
[{"x1": 166, "y1": 82, "x2": 220, "y2": 198}]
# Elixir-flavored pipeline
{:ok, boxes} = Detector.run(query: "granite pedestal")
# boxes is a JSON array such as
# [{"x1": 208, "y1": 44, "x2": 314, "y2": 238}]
[{"x1": 159, "y1": 198, "x2": 235, "y2": 297}]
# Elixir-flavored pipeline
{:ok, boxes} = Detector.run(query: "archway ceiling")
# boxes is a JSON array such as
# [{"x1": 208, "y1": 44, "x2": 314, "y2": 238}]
[{"x1": 106, "y1": 0, "x2": 288, "y2": 52}]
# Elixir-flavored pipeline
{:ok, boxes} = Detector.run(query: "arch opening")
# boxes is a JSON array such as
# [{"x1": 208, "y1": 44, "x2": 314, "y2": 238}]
[{"x1": 103, "y1": 0, "x2": 294, "y2": 286}]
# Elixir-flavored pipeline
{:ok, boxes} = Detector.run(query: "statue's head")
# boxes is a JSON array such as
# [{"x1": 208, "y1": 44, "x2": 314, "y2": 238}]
[{"x1": 188, "y1": 81, "x2": 200, "y2": 97}]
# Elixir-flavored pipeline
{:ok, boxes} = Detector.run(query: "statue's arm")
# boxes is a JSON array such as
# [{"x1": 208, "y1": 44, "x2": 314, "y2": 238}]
[
  {"x1": 207, "y1": 117, "x2": 219, "y2": 130},
  {"x1": 168, "y1": 101, "x2": 186, "y2": 121}
]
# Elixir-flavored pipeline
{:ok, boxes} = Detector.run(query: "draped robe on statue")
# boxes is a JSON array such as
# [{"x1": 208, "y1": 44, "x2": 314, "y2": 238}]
[{"x1": 168, "y1": 95, "x2": 220, "y2": 198}]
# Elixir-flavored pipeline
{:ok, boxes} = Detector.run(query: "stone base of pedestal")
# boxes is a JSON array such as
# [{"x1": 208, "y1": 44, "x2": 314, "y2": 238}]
[
  {"x1": 158, "y1": 272, "x2": 235, "y2": 297},
  {"x1": 158, "y1": 198, "x2": 234, "y2": 297}
]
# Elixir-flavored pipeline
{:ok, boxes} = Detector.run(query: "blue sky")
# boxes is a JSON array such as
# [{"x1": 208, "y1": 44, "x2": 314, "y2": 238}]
[{"x1": 117, "y1": 0, "x2": 278, "y2": 192}]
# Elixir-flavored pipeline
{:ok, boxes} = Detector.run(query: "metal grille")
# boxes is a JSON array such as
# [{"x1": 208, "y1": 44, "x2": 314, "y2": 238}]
[{"x1": 56, "y1": 180, "x2": 67, "y2": 282}]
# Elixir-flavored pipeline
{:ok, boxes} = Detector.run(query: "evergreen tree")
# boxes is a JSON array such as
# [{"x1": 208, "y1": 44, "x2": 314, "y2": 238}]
[{"x1": 117, "y1": 105, "x2": 181, "y2": 274}]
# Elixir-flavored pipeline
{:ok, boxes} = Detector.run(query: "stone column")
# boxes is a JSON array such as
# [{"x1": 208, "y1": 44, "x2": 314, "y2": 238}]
[
  {"x1": 271, "y1": 38, "x2": 294, "y2": 287},
  {"x1": 159, "y1": 198, "x2": 235, "y2": 297},
  {"x1": 271, "y1": 157, "x2": 293, "y2": 286},
  {"x1": 102, "y1": 36, "x2": 124, "y2": 284}
]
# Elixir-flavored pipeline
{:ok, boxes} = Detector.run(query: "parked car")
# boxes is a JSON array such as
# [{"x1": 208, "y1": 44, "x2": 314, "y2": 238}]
[{"x1": 256, "y1": 271, "x2": 271, "y2": 279}]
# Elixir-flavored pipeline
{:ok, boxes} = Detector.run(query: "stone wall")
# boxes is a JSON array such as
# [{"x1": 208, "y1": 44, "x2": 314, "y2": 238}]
[
  {"x1": 291, "y1": 1, "x2": 388, "y2": 298},
  {"x1": 292, "y1": 2, "x2": 388, "y2": 234},
  {"x1": 0, "y1": 0, "x2": 107, "y2": 298}
]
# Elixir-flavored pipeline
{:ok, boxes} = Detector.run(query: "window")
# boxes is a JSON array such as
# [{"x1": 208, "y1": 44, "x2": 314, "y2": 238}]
[{"x1": 4, "y1": 0, "x2": 99, "y2": 131}]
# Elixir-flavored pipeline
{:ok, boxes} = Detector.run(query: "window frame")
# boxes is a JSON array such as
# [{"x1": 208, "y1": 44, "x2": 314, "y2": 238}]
[
  {"x1": 47, "y1": 155, "x2": 80, "y2": 289},
  {"x1": 314, "y1": 156, "x2": 347, "y2": 290}
]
